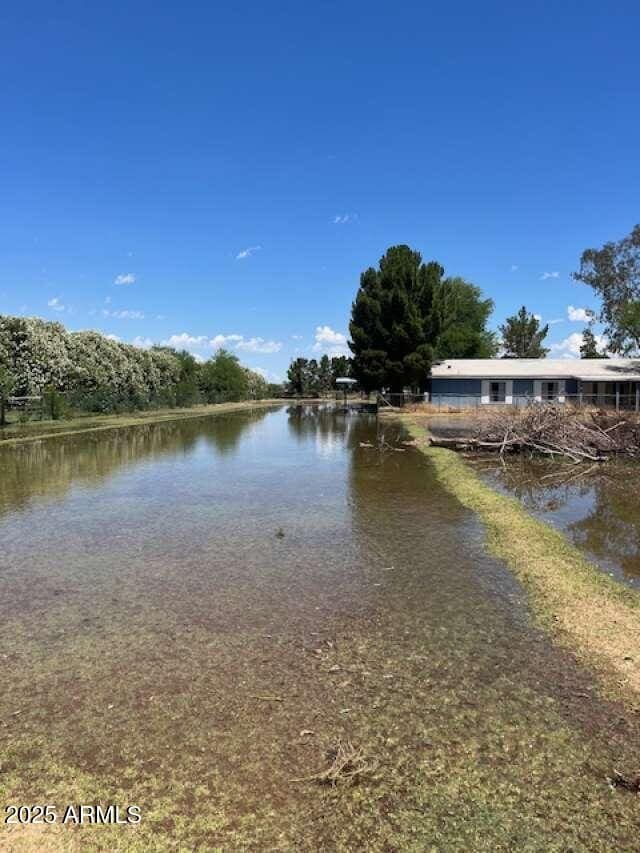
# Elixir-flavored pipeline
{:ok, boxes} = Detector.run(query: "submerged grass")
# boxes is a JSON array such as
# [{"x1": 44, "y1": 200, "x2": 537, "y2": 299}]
[
  {"x1": 404, "y1": 415, "x2": 640, "y2": 702},
  {"x1": 4, "y1": 409, "x2": 640, "y2": 849}
]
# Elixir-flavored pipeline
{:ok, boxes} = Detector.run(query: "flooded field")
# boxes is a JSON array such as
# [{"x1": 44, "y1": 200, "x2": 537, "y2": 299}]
[
  {"x1": 475, "y1": 457, "x2": 640, "y2": 588},
  {"x1": 2, "y1": 405, "x2": 640, "y2": 849}
]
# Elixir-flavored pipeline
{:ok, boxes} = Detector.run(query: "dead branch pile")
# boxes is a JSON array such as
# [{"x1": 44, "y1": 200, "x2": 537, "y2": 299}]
[{"x1": 429, "y1": 405, "x2": 640, "y2": 462}]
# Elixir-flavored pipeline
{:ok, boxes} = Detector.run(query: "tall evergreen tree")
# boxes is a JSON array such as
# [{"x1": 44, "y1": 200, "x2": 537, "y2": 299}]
[
  {"x1": 317, "y1": 355, "x2": 333, "y2": 395},
  {"x1": 349, "y1": 245, "x2": 496, "y2": 391},
  {"x1": 499, "y1": 306, "x2": 549, "y2": 358},
  {"x1": 287, "y1": 357, "x2": 311, "y2": 396},
  {"x1": 580, "y1": 327, "x2": 607, "y2": 359}
]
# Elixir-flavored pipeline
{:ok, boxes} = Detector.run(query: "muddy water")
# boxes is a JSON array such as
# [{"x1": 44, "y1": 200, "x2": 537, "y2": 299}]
[
  {"x1": 1, "y1": 405, "x2": 640, "y2": 850},
  {"x1": 475, "y1": 457, "x2": 640, "y2": 588}
]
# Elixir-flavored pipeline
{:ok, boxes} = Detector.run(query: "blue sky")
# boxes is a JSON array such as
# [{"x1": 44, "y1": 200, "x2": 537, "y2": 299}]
[{"x1": 1, "y1": 1, "x2": 639, "y2": 380}]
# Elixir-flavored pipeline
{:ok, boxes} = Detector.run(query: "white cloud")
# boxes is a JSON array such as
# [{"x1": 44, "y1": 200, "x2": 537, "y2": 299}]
[
  {"x1": 567, "y1": 305, "x2": 591, "y2": 322},
  {"x1": 550, "y1": 331, "x2": 608, "y2": 358},
  {"x1": 103, "y1": 309, "x2": 145, "y2": 320},
  {"x1": 235, "y1": 337, "x2": 282, "y2": 354},
  {"x1": 533, "y1": 313, "x2": 542, "y2": 322},
  {"x1": 291, "y1": 334, "x2": 303, "y2": 340},
  {"x1": 105, "y1": 333, "x2": 121, "y2": 342},
  {"x1": 312, "y1": 324, "x2": 350, "y2": 357},
  {"x1": 47, "y1": 297, "x2": 65, "y2": 312},
  {"x1": 540, "y1": 271, "x2": 560, "y2": 280},
  {"x1": 131, "y1": 336, "x2": 154, "y2": 349},
  {"x1": 549, "y1": 318, "x2": 564, "y2": 325},
  {"x1": 510, "y1": 264, "x2": 519, "y2": 272},
  {"x1": 211, "y1": 333, "x2": 243, "y2": 349},
  {"x1": 114, "y1": 273, "x2": 136, "y2": 285},
  {"x1": 159, "y1": 331, "x2": 282, "y2": 356},
  {"x1": 332, "y1": 213, "x2": 358, "y2": 224},
  {"x1": 236, "y1": 245, "x2": 261, "y2": 260},
  {"x1": 162, "y1": 332, "x2": 210, "y2": 349}
]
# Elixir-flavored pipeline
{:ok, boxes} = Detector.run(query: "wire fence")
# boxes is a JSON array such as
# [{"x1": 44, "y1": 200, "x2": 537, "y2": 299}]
[{"x1": 421, "y1": 392, "x2": 640, "y2": 412}]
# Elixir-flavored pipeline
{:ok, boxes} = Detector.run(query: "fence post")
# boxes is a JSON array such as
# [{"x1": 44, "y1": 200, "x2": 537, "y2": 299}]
[
  {"x1": 616, "y1": 386, "x2": 620, "y2": 412},
  {"x1": 636, "y1": 385, "x2": 640, "y2": 413}
]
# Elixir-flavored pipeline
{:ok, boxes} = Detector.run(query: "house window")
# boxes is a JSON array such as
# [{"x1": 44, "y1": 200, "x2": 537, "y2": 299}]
[
  {"x1": 490, "y1": 381, "x2": 506, "y2": 403},
  {"x1": 541, "y1": 381, "x2": 559, "y2": 401}
]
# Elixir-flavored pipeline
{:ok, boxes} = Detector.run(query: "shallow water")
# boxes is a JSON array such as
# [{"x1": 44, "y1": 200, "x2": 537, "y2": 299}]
[
  {"x1": 474, "y1": 456, "x2": 640, "y2": 587},
  {"x1": 2, "y1": 405, "x2": 640, "y2": 849}
]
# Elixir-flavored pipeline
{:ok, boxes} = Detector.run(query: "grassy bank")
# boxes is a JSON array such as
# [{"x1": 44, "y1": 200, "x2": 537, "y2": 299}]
[
  {"x1": 0, "y1": 400, "x2": 283, "y2": 446},
  {"x1": 403, "y1": 415, "x2": 640, "y2": 702}
]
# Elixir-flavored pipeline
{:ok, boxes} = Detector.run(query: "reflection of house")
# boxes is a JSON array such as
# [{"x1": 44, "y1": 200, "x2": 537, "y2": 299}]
[{"x1": 430, "y1": 359, "x2": 640, "y2": 409}]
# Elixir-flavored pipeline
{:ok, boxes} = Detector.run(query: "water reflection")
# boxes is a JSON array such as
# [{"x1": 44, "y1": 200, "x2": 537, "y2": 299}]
[
  {"x1": 477, "y1": 458, "x2": 640, "y2": 584},
  {"x1": 0, "y1": 409, "x2": 272, "y2": 518}
]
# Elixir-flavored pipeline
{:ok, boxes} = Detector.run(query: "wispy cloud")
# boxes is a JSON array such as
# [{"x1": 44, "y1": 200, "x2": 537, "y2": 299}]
[
  {"x1": 47, "y1": 297, "x2": 65, "y2": 312},
  {"x1": 312, "y1": 324, "x2": 350, "y2": 357},
  {"x1": 540, "y1": 271, "x2": 560, "y2": 281},
  {"x1": 567, "y1": 305, "x2": 591, "y2": 322},
  {"x1": 236, "y1": 245, "x2": 262, "y2": 260},
  {"x1": 114, "y1": 273, "x2": 136, "y2": 286},
  {"x1": 533, "y1": 313, "x2": 542, "y2": 322},
  {"x1": 291, "y1": 334, "x2": 303, "y2": 340},
  {"x1": 549, "y1": 318, "x2": 564, "y2": 325},
  {"x1": 103, "y1": 309, "x2": 145, "y2": 320},
  {"x1": 510, "y1": 264, "x2": 519, "y2": 272},
  {"x1": 332, "y1": 213, "x2": 358, "y2": 225}
]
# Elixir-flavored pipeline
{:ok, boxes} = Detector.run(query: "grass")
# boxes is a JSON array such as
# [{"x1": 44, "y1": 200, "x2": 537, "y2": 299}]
[
  {"x1": 0, "y1": 400, "x2": 281, "y2": 446},
  {"x1": 403, "y1": 414, "x2": 640, "y2": 704}
]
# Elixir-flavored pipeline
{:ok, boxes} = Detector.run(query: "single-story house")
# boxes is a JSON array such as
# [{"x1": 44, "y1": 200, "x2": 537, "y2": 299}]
[{"x1": 430, "y1": 359, "x2": 640, "y2": 409}]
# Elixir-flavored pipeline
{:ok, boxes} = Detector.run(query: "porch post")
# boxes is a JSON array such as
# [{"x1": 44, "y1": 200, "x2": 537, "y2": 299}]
[
  {"x1": 636, "y1": 384, "x2": 639, "y2": 412},
  {"x1": 616, "y1": 385, "x2": 620, "y2": 411}
]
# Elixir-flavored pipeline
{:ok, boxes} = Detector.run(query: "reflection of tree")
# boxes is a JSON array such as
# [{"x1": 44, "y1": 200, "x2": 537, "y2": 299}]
[
  {"x1": 0, "y1": 409, "x2": 271, "y2": 517},
  {"x1": 485, "y1": 459, "x2": 640, "y2": 580}
]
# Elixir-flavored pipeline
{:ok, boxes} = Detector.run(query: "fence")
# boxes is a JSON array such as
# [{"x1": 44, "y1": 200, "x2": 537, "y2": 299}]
[{"x1": 424, "y1": 392, "x2": 640, "y2": 413}]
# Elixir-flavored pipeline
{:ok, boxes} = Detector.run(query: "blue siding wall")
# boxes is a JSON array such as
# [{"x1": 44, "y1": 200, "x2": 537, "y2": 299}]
[
  {"x1": 513, "y1": 379, "x2": 534, "y2": 395},
  {"x1": 431, "y1": 378, "x2": 481, "y2": 407}
]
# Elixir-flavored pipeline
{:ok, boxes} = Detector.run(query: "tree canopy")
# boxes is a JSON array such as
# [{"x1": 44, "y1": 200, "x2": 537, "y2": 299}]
[
  {"x1": 573, "y1": 224, "x2": 640, "y2": 354},
  {"x1": 498, "y1": 306, "x2": 549, "y2": 358},
  {"x1": 286, "y1": 355, "x2": 353, "y2": 396},
  {"x1": 348, "y1": 245, "x2": 496, "y2": 392}
]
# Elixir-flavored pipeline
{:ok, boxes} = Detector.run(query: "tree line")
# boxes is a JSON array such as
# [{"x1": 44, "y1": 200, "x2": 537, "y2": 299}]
[
  {"x1": 285, "y1": 231, "x2": 640, "y2": 394},
  {"x1": 286, "y1": 354, "x2": 352, "y2": 396},
  {"x1": 0, "y1": 315, "x2": 280, "y2": 424}
]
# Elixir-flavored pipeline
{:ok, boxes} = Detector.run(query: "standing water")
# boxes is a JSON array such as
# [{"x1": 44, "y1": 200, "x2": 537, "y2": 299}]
[{"x1": 1, "y1": 405, "x2": 640, "y2": 849}]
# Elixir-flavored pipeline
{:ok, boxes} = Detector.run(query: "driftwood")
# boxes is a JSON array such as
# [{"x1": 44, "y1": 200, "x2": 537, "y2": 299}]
[{"x1": 429, "y1": 405, "x2": 640, "y2": 463}]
